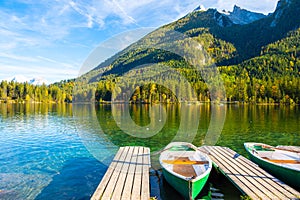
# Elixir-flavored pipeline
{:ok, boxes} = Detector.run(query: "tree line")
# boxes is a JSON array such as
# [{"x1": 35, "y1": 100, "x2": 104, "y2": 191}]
[
  {"x1": 1, "y1": 70, "x2": 299, "y2": 104},
  {"x1": 0, "y1": 80, "x2": 73, "y2": 103}
]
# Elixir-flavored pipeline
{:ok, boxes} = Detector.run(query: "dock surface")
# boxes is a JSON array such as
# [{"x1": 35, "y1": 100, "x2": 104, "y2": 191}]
[
  {"x1": 91, "y1": 146, "x2": 150, "y2": 200},
  {"x1": 199, "y1": 146, "x2": 300, "y2": 200}
]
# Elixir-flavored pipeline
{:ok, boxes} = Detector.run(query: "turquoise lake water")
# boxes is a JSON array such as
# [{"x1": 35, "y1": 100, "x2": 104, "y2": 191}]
[{"x1": 0, "y1": 103, "x2": 299, "y2": 199}]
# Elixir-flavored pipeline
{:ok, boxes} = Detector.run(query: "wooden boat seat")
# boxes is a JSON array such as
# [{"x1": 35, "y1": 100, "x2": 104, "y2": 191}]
[
  {"x1": 257, "y1": 150, "x2": 300, "y2": 160},
  {"x1": 261, "y1": 157, "x2": 300, "y2": 164},
  {"x1": 276, "y1": 146, "x2": 300, "y2": 153},
  {"x1": 162, "y1": 160, "x2": 209, "y2": 165},
  {"x1": 255, "y1": 150, "x2": 300, "y2": 170},
  {"x1": 172, "y1": 157, "x2": 197, "y2": 178}
]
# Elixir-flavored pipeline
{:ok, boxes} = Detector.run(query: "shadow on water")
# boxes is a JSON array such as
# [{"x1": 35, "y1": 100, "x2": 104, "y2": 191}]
[{"x1": 35, "y1": 157, "x2": 108, "y2": 200}]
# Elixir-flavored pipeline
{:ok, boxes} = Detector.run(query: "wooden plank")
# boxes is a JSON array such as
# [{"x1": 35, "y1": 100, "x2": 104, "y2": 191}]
[
  {"x1": 131, "y1": 147, "x2": 144, "y2": 200},
  {"x1": 141, "y1": 147, "x2": 150, "y2": 200},
  {"x1": 203, "y1": 146, "x2": 272, "y2": 200},
  {"x1": 218, "y1": 146, "x2": 297, "y2": 199},
  {"x1": 224, "y1": 147, "x2": 300, "y2": 198},
  {"x1": 212, "y1": 146, "x2": 283, "y2": 200},
  {"x1": 201, "y1": 146, "x2": 300, "y2": 200},
  {"x1": 121, "y1": 147, "x2": 139, "y2": 200},
  {"x1": 111, "y1": 147, "x2": 134, "y2": 200},
  {"x1": 91, "y1": 147, "x2": 126, "y2": 200},
  {"x1": 215, "y1": 146, "x2": 300, "y2": 199},
  {"x1": 101, "y1": 146, "x2": 130, "y2": 199},
  {"x1": 214, "y1": 146, "x2": 290, "y2": 200},
  {"x1": 92, "y1": 146, "x2": 150, "y2": 200},
  {"x1": 201, "y1": 146, "x2": 261, "y2": 199}
]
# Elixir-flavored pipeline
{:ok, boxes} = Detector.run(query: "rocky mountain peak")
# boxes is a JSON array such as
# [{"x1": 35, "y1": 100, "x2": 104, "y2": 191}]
[
  {"x1": 228, "y1": 5, "x2": 266, "y2": 25},
  {"x1": 270, "y1": 0, "x2": 294, "y2": 27}
]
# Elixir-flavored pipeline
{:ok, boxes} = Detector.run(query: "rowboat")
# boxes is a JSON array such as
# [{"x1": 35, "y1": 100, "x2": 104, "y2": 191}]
[
  {"x1": 159, "y1": 142, "x2": 212, "y2": 199},
  {"x1": 244, "y1": 142, "x2": 300, "y2": 189}
]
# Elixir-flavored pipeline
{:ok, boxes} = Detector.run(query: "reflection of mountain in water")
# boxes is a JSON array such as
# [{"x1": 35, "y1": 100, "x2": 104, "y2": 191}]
[
  {"x1": 96, "y1": 104, "x2": 179, "y2": 151},
  {"x1": 95, "y1": 103, "x2": 210, "y2": 149},
  {"x1": 73, "y1": 103, "x2": 211, "y2": 154},
  {"x1": 73, "y1": 103, "x2": 227, "y2": 171}
]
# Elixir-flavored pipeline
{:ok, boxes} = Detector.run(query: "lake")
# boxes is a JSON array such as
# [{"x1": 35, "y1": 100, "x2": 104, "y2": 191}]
[{"x1": 0, "y1": 103, "x2": 299, "y2": 199}]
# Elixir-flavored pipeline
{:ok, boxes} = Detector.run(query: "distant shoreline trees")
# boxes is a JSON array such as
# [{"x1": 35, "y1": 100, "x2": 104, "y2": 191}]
[
  {"x1": 1, "y1": 73, "x2": 299, "y2": 105},
  {"x1": 0, "y1": 80, "x2": 73, "y2": 103}
]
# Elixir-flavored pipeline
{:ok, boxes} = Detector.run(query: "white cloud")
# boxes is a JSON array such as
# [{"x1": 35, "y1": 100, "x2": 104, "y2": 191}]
[
  {"x1": 0, "y1": 53, "x2": 39, "y2": 62},
  {"x1": 0, "y1": 0, "x2": 278, "y2": 49},
  {"x1": 37, "y1": 56, "x2": 78, "y2": 69},
  {"x1": 113, "y1": 0, "x2": 200, "y2": 26}
]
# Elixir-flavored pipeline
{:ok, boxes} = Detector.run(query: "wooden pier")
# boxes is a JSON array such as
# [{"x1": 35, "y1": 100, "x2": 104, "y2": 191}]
[
  {"x1": 199, "y1": 146, "x2": 300, "y2": 200},
  {"x1": 91, "y1": 146, "x2": 151, "y2": 200}
]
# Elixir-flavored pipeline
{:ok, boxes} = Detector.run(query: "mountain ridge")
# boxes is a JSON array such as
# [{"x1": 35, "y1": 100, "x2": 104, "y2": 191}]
[
  {"x1": 5, "y1": 75, "x2": 48, "y2": 85},
  {"x1": 78, "y1": 0, "x2": 300, "y2": 104},
  {"x1": 227, "y1": 5, "x2": 266, "y2": 25},
  {"x1": 193, "y1": 4, "x2": 267, "y2": 26}
]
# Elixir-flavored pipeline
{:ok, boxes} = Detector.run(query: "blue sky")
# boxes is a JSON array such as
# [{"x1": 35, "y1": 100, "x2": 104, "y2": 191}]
[{"x1": 0, "y1": 0, "x2": 278, "y2": 83}]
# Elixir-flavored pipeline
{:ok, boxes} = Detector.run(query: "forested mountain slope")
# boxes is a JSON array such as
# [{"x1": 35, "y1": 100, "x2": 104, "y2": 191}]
[
  {"x1": 77, "y1": 0, "x2": 300, "y2": 104},
  {"x1": 1, "y1": 0, "x2": 299, "y2": 104}
]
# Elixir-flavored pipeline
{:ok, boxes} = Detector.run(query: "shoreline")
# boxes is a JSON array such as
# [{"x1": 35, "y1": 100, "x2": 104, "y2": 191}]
[{"x1": 0, "y1": 100, "x2": 298, "y2": 106}]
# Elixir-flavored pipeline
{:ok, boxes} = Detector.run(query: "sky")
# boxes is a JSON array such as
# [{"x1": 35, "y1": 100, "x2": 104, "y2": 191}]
[{"x1": 0, "y1": 0, "x2": 278, "y2": 83}]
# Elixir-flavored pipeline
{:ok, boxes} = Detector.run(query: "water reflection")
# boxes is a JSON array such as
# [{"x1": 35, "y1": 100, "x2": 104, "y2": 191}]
[
  {"x1": 0, "y1": 103, "x2": 73, "y2": 118},
  {"x1": 217, "y1": 105, "x2": 300, "y2": 155},
  {"x1": 72, "y1": 103, "x2": 299, "y2": 160},
  {"x1": 95, "y1": 104, "x2": 179, "y2": 151},
  {"x1": 95, "y1": 103, "x2": 207, "y2": 151},
  {"x1": 0, "y1": 103, "x2": 299, "y2": 199}
]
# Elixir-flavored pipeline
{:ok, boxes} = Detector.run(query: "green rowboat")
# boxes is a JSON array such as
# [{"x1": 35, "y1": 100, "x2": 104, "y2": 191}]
[
  {"x1": 244, "y1": 142, "x2": 300, "y2": 189},
  {"x1": 159, "y1": 142, "x2": 212, "y2": 200}
]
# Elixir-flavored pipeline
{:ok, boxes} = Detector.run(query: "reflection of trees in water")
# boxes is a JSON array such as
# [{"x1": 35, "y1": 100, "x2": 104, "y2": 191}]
[
  {"x1": 93, "y1": 103, "x2": 210, "y2": 151},
  {"x1": 0, "y1": 103, "x2": 73, "y2": 118},
  {"x1": 95, "y1": 104, "x2": 180, "y2": 151},
  {"x1": 73, "y1": 103, "x2": 299, "y2": 160}
]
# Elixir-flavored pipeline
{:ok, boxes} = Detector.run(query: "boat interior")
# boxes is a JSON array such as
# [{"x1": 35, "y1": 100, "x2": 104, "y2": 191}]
[
  {"x1": 161, "y1": 151, "x2": 209, "y2": 178},
  {"x1": 254, "y1": 149, "x2": 300, "y2": 170}
]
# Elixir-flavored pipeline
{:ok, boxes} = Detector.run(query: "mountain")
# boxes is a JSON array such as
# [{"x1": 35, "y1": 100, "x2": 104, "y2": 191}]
[
  {"x1": 9, "y1": 75, "x2": 29, "y2": 83},
  {"x1": 270, "y1": 0, "x2": 300, "y2": 29},
  {"x1": 29, "y1": 77, "x2": 48, "y2": 85},
  {"x1": 166, "y1": 0, "x2": 300, "y2": 62},
  {"x1": 2, "y1": 0, "x2": 299, "y2": 104},
  {"x1": 226, "y1": 5, "x2": 266, "y2": 25},
  {"x1": 6, "y1": 75, "x2": 48, "y2": 85},
  {"x1": 189, "y1": 4, "x2": 266, "y2": 28},
  {"x1": 91, "y1": 0, "x2": 299, "y2": 73},
  {"x1": 194, "y1": 5, "x2": 206, "y2": 12},
  {"x1": 73, "y1": 0, "x2": 300, "y2": 104}
]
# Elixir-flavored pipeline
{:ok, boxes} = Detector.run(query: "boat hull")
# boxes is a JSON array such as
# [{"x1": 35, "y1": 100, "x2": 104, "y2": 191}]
[
  {"x1": 245, "y1": 143, "x2": 300, "y2": 189},
  {"x1": 159, "y1": 142, "x2": 212, "y2": 200},
  {"x1": 162, "y1": 168, "x2": 210, "y2": 200}
]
